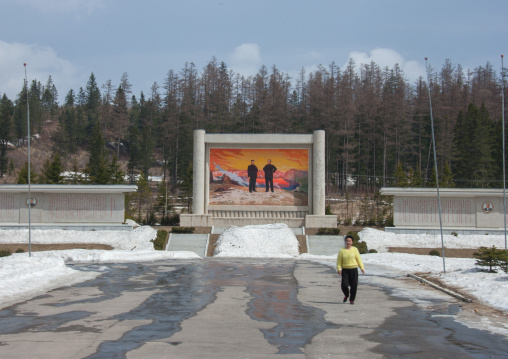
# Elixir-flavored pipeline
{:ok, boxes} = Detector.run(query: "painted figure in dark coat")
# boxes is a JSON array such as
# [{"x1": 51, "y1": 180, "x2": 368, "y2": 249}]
[
  {"x1": 248, "y1": 160, "x2": 258, "y2": 193},
  {"x1": 263, "y1": 159, "x2": 277, "y2": 192}
]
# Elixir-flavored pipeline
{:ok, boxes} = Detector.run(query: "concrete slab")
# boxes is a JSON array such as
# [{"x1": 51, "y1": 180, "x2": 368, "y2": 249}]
[
  {"x1": 165, "y1": 233, "x2": 208, "y2": 258},
  {"x1": 307, "y1": 235, "x2": 343, "y2": 256}
]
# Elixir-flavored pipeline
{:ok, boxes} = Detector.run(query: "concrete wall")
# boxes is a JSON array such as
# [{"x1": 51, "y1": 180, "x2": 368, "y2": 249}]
[
  {"x1": 381, "y1": 187, "x2": 508, "y2": 230},
  {"x1": 0, "y1": 185, "x2": 137, "y2": 227}
]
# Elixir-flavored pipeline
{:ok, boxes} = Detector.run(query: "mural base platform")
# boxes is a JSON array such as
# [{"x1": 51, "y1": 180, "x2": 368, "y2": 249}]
[
  {"x1": 180, "y1": 214, "x2": 337, "y2": 228},
  {"x1": 385, "y1": 226, "x2": 508, "y2": 236}
]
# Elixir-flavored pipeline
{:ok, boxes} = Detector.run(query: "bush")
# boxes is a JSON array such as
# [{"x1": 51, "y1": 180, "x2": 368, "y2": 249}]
[
  {"x1": 473, "y1": 246, "x2": 508, "y2": 273},
  {"x1": 171, "y1": 226, "x2": 195, "y2": 234},
  {"x1": 0, "y1": 249, "x2": 12, "y2": 257},
  {"x1": 429, "y1": 249, "x2": 441, "y2": 256},
  {"x1": 343, "y1": 218, "x2": 352, "y2": 226},
  {"x1": 153, "y1": 230, "x2": 168, "y2": 250},
  {"x1": 384, "y1": 215, "x2": 394, "y2": 227},
  {"x1": 316, "y1": 227, "x2": 340, "y2": 235},
  {"x1": 347, "y1": 231, "x2": 367, "y2": 254},
  {"x1": 368, "y1": 249, "x2": 378, "y2": 253},
  {"x1": 325, "y1": 204, "x2": 333, "y2": 215},
  {"x1": 15, "y1": 248, "x2": 24, "y2": 253},
  {"x1": 367, "y1": 218, "x2": 377, "y2": 226},
  {"x1": 451, "y1": 231, "x2": 458, "y2": 237},
  {"x1": 160, "y1": 214, "x2": 180, "y2": 226}
]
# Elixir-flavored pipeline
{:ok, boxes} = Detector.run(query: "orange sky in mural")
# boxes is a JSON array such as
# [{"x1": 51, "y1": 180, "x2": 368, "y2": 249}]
[{"x1": 210, "y1": 148, "x2": 308, "y2": 172}]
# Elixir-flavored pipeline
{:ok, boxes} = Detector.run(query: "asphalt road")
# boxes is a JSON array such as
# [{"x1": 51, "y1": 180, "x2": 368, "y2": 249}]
[{"x1": 0, "y1": 259, "x2": 506, "y2": 358}]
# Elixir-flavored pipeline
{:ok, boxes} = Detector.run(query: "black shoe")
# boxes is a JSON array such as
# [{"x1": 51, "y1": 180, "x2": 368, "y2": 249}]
[
  {"x1": 271, "y1": 190, "x2": 274, "y2": 192},
  {"x1": 266, "y1": 190, "x2": 269, "y2": 192},
  {"x1": 343, "y1": 296, "x2": 348, "y2": 303},
  {"x1": 350, "y1": 301, "x2": 354, "y2": 305},
  {"x1": 253, "y1": 190, "x2": 257, "y2": 192}
]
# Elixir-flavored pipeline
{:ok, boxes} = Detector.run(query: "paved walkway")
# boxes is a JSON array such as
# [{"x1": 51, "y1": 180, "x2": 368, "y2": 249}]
[{"x1": 0, "y1": 260, "x2": 506, "y2": 358}]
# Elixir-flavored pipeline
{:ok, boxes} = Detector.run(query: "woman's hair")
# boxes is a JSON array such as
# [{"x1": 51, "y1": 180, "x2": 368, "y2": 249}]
[{"x1": 345, "y1": 235, "x2": 354, "y2": 241}]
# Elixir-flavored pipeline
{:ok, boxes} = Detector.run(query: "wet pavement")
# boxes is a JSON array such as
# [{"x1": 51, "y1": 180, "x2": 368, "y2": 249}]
[{"x1": 0, "y1": 259, "x2": 507, "y2": 358}]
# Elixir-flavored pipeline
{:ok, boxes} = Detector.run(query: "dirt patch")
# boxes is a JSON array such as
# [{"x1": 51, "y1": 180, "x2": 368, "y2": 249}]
[
  {"x1": 0, "y1": 243, "x2": 113, "y2": 253},
  {"x1": 388, "y1": 247, "x2": 477, "y2": 258}
]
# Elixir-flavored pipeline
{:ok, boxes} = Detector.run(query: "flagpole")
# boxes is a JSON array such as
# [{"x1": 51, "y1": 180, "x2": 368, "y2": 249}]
[
  {"x1": 425, "y1": 58, "x2": 446, "y2": 273},
  {"x1": 502, "y1": 55, "x2": 507, "y2": 250},
  {"x1": 24, "y1": 63, "x2": 32, "y2": 257}
]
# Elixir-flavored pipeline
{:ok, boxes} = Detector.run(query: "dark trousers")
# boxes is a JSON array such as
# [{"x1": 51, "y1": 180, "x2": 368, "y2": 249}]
[
  {"x1": 341, "y1": 268, "x2": 359, "y2": 301},
  {"x1": 249, "y1": 177, "x2": 257, "y2": 192},
  {"x1": 265, "y1": 178, "x2": 274, "y2": 191}
]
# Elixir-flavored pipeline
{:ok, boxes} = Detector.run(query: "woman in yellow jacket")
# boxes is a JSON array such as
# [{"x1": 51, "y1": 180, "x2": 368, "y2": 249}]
[{"x1": 336, "y1": 234, "x2": 365, "y2": 305}]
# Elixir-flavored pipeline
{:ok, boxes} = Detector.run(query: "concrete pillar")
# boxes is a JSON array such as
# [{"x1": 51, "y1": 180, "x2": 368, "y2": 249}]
[
  {"x1": 313, "y1": 130, "x2": 326, "y2": 215},
  {"x1": 193, "y1": 129, "x2": 206, "y2": 215}
]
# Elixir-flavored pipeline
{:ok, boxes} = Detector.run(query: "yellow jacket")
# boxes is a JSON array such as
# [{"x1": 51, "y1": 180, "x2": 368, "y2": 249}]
[{"x1": 336, "y1": 246, "x2": 364, "y2": 271}]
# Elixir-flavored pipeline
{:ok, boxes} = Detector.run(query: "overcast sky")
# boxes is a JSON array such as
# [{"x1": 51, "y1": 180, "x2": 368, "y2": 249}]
[{"x1": 0, "y1": 0, "x2": 506, "y2": 102}]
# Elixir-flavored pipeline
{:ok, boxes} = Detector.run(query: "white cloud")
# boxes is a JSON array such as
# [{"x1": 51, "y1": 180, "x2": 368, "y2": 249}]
[
  {"x1": 229, "y1": 43, "x2": 262, "y2": 77},
  {"x1": 347, "y1": 48, "x2": 426, "y2": 82},
  {"x1": 5, "y1": 0, "x2": 105, "y2": 14},
  {"x1": 0, "y1": 40, "x2": 80, "y2": 101}
]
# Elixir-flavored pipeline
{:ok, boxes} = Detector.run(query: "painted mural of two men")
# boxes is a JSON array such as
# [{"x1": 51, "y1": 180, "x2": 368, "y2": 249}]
[{"x1": 247, "y1": 159, "x2": 277, "y2": 193}]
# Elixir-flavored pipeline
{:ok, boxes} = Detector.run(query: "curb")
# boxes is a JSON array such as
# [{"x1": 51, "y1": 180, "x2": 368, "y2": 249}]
[{"x1": 407, "y1": 274, "x2": 473, "y2": 303}]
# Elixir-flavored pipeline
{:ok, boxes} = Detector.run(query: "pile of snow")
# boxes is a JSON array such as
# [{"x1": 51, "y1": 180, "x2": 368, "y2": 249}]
[
  {"x1": 0, "y1": 255, "x2": 98, "y2": 309},
  {"x1": 214, "y1": 223, "x2": 299, "y2": 258},
  {"x1": 0, "y1": 226, "x2": 157, "y2": 251},
  {"x1": 359, "y1": 228, "x2": 506, "y2": 252}
]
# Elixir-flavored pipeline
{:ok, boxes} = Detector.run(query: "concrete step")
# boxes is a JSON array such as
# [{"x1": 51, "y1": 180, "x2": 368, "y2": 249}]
[{"x1": 165, "y1": 233, "x2": 209, "y2": 258}]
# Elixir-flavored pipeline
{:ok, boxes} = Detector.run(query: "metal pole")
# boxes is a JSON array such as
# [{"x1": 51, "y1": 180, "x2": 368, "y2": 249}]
[
  {"x1": 502, "y1": 55, "x2": 507, "y2": 250},
  {"x1": 425, "y1": 58, "x2": 446, "y2": 273},
  {"x1": 24, "y1": 63, "x2": 31, "y2": 257}
]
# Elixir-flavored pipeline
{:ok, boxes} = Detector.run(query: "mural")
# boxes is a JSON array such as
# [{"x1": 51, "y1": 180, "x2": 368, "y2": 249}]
[{"x1": 209, "y1": 148, "x2": 309, "y2": 206}]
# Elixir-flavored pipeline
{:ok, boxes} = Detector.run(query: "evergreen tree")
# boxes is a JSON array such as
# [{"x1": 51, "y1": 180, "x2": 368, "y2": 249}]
[
  {"x1": 474, "y1": 246, "x2": 508, "y2": 273},
  {"x1": 108, "y1": 155, "x2": 125, "y2": 184},
  {"x1": 16, "y1": 161, "x2": 38, "y2": 184},
  {"x1": 394, "y1": 162, "x2": 409, "y2": 187},
  {"x1": 87, "y1": 120, "x2": 110, "y2": 184},
  {"x1": 39, "y1": 152, "x2": 64, "y2": 184},
  {"x1": 0, "y1": 94, "x2": 14, "y2": 177}
]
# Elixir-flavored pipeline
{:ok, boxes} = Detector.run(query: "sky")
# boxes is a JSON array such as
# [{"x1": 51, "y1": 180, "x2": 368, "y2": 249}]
[
  {"x1": 0, "y1": 0, "x2": 507, "y2": 102},
  {"x1": 210, "y1": 149, "x2": 308, "y2": 171}
]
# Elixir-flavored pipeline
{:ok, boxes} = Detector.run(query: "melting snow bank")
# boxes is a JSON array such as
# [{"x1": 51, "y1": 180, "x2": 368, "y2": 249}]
[
  {"x1": 0, "y1": 250, "x2": 201, "y2": 310},
  {"x1": 214, "y1": 223, "x2": 299, "y2": 258},
  {"x1": 0, "y1": 255, "x2": 99, "y2": 309},
  {"x1": 0, "y1": 226, "x2": 158, "y2": 250},
  {"x1": 359, "y1": 228, "x2": 508, "y2": 252}
]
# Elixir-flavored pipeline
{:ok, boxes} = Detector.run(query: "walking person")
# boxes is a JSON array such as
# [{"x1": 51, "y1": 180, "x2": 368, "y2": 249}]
[
  {"x1": 337, "y1": 234, "x2": 365, "y2": 305},
  {"x1": 247, "y1": 160, "x2": 258, "y2": 193},
  {"x1": 263, "y1": 159, "x2": 277, "y2": 192}
]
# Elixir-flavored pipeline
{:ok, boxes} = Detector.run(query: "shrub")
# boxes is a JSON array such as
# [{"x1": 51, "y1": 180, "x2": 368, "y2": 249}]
[
  {"x1": 343, "y1": 218, "x2": 352, "y2": 226},
  {"x1": 316, "y1": 227, "x2": 340, "y2": 235},
  {"x1": 160, "y1": 214, "x2": 180, "y2": 226},
  {"x1": 368, "y1": 249, "x2": 378, "y2": 253},
  {"x1": 153, "y1": 230, "x2": 168, "y2": 250},
  {"x1": 384, "y1": 215, "x2": 394, "y2": 227},
  {"x1": 473, "y1": 246, "x2": 508, "y2": 273},
  {"x1": 429, "y1": 249, "x2": 441, "y2": 256},
  {"x1": 325, "y1": 204, "x2": 333, "y2": 215},
  {"x1": 171, "y1": 226, "x2": 195, "y2": 234},
  {"x1": 451, "y1": 231, "x2": 458, "y2": 237},
  {"x1": 15, "y1": 248, "x2": 24, "y2": 253},
  {"x1": 367, "y1": 218, "x2": 377, "y2": 226},
  {"x1": 0, "y1": 249, "x2": 12, "y2": 257},
  {"x1": 347, "y1": 231, "x2": 367, "y2": 254}
]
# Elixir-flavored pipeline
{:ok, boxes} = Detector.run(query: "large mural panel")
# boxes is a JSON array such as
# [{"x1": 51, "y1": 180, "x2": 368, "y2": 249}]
[{"x1": 209, "y1": 148, "x2": 309, "y2": 206}]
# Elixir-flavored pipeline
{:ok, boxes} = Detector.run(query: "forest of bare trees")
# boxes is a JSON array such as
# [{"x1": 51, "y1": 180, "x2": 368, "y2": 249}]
[{"x1": 1, "y1": 57, "x2": 507, "y2": 200}]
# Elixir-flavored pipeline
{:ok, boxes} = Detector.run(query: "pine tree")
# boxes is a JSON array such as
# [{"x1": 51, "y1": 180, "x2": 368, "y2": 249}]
[
  {"x1": 40, "y1": 152, "x2": 64, "y2": 184},
  {"x1": 474, "y1": 246, "x2": 508, "y2": 273},
  {"x1": 16, "y1": 162, "x2": 38, "y2": 184},
  {"x1": 87, "y1": 120, "x2": 110, "y2": 184},
  {"x1": 394, "y1": 162, "x2": 409, "y2": 187},
  {"x1": 0, "y1": 94, "x2": 14, "y2": 177}
]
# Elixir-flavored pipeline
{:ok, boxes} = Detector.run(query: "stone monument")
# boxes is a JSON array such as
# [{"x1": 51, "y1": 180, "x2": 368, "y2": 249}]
[
  {"x1": 381, "y1": 187, "x2": 508, "y2": 234},
  {"x1": 0, "y1": 184, "x2": 137, "y2": 230},
  {"x1": 180, "y1": 130, "x2": 336, "y2": 228}
]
